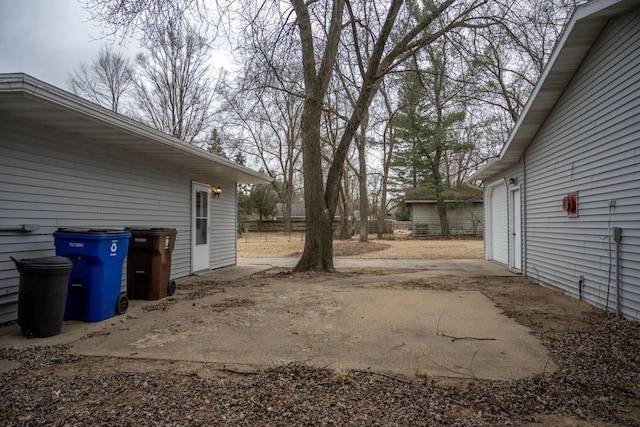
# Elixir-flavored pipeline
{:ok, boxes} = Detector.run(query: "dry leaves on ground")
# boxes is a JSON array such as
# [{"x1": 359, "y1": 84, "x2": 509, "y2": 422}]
[
  {"x1": 1, "y1": 311, "x2": 638, "y2": 426},
  {"x1": 1, "y1": 271, "x2": 639, "y2": 426}
]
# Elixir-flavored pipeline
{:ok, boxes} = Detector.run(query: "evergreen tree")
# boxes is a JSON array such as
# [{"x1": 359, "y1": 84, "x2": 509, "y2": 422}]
[
  {"x1": 247, "y1": 184, "x2": 277, "y2": 222},
  {"x1": 207, "y1": 128, "x2": 227, "y2": 158},
  {"x1": 395, "y1": 202, "x2": 410, "y2": 222},
  {"x1": 392, "y1": 42, "x2": 471, "y2": 237}
]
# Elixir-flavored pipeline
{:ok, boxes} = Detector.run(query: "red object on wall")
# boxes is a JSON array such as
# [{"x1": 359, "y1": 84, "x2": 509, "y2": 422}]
[{"x1": 562, "y1": 193, "x2": 578, "y2": 215}]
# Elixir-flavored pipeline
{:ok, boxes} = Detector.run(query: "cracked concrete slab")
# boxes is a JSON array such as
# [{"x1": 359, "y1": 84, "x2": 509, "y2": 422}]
[{"x1": 0, "y1": 259, "x2": 552, "y2": 381}]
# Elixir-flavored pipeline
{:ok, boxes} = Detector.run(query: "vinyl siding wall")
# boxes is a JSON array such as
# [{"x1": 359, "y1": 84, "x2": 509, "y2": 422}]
[
  {"x1": 524, "y1": 10, "x2": 640, "y2": 319},
  {"x1": 410, "y1": 203, "x2": 483, "y2": 237},
  {"x1": 0, "y1": 120, "x2": 237, "y2": 323},
  {"x1": 209, "y1": 177, "x2": 237, "y2": 270}
]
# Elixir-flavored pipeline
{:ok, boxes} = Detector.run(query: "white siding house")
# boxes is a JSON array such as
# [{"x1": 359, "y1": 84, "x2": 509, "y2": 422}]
[
  {"x1": 470, "y1": 0, "x2": 640, "y2": 320},
  {"x1": 0, "y1": 74, "x2": 271, "y2": 324}
]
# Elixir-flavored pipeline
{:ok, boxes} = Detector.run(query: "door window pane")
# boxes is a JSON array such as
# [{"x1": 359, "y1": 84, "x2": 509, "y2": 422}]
[
  {"x1": 196, "y1": 191, "x2": 208, "y2": 217},
  {"x1": 195, "y1": 190, "x2": 208, "y2": 245},
  {"x1": 196, "y1": 219, "x2": 207, "y2": 245}
]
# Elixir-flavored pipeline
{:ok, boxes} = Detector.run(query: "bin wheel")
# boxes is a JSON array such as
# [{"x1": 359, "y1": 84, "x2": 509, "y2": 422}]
[
  {"x1": 116, "y1": 294, "x2": 129, "y2": 315},
  {"x1": 22, "y1": 327, "x2": 37, "y2": 339},
  {"x1": 167, "y1": 280, "x2": 176, "y2": 296}
]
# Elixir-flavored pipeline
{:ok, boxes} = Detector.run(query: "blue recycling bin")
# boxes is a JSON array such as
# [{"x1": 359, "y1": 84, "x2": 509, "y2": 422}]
[{"x1": 53, "y1": 228, "x2": 131, "y2": 322}]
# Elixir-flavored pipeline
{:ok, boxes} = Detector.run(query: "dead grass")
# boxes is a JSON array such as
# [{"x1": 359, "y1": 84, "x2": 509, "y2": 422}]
[{"x1": 237, "y1": 232, "x2": 483, "y2": 259}]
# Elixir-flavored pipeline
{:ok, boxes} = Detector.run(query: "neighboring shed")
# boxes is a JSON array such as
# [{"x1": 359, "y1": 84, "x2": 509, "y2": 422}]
[
  {"x1": 0, "y1": 73, "x2": 271, "y2": 324},
  {"x1": 275, "y1": 202, "x2": 306, "y2": 220},
  {"x1": 405, "y1": 186, "x2": 483, "y2": 237},
  {"x1": 469, "y1": 0, "x2": 640, "y2": 320}
]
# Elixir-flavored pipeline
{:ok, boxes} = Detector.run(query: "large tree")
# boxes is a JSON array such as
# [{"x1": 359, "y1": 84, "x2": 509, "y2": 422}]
[
  {"x1": 82, "y1": 0, "x2": 492, "y2": 272},
  {"x1": 134, "y1": 19, "x2": 216, "y2": 143},
  {"x1": 463, "y1": 0, "x2": 581, "y2": 152},
  {"x1": 393, "y1": 46, "x2": 469, "y2": 238},
  {"x1": 292, "y1": 0, "x2": 490, "y2": 271},
  {"x1": 374, "y1": 79, "x2": 401, "y2": 238},
  {"x1": 321, "y1": 83, "x2": 358, "y2": 241},
  {"x1": 67, "y1": 45, "x2": 134, "y2": 113},
  {"x1": 220, "y1": 66, "x2": 304, "y2": 234}
]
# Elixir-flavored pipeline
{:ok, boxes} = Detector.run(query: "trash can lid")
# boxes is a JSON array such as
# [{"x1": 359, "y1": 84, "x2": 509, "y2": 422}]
[
  {"x1": 57, "y1": 228, "x2": 128, "y2": 234},
  {"x1": 15, "y1": 256, "x2": 73, "y2": 270},
  {"x1": 126, "y1": 227, "x2": 177, "y2": 236},
  {"x1": 127, "y1": 227, "x2": 177, "y2": 231}
]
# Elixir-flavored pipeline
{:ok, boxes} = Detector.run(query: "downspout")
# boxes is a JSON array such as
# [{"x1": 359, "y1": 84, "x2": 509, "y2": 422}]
[
  {"x1": 612, "y1": 227, "x2": 622, "y2": 316},
  {"x1": 522, "y1": 152, "x2": 527, "y2": 275},
  {"x1": 503, "y1": 177, "x2": 510, "y2": 268},
  {"x1": 482, "y1": 182, "x2": 489, "y2": 260}
]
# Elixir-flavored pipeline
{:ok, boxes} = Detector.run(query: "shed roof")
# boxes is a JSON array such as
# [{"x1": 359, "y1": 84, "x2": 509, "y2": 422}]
[
  {"x1": 0, "y1": 73, "x2": 271, "y2": 185},
  {"x1": 405, "y1": 185, "x2": 483, "y2": 203},
  {"x1": 469, "y1": 0, "x2": 637, "y2": 181}
]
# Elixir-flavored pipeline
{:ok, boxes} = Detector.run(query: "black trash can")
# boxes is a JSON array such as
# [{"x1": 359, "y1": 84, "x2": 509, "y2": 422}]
[{"x1": 14, "y1": 256, "x2": 73, "y2": 338}]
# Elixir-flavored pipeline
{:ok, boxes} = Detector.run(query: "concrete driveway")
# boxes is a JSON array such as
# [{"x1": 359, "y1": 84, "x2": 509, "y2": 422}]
[{"x1": 0, "y1": 258, "x2": 554, "y2": 380}]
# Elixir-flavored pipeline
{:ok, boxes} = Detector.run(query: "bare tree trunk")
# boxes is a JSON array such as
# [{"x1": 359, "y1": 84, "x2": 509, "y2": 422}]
[
  {"x1": 358, "y1": 113, "x2": 369, "y2": 242},
  {"x1": 292, "y1": 0, "x2": 344, "y2": 272},
  {"x1": 296, "y1": 97, "x2": 335, "y2": 271},
  {"x1": 338, "y1": 168, "x2": 351, "y2": 239},
  {"x1": 282, "y1": 205, "x2": 291, "y2": 233},
  {"x1": 436, "y1": 196, "x2": 451, "y2": 238},
  {"x1": 377, "y1": 190, "x2": 386, "y2": 239},
  {"x1": 432, "y1": 136, "x2": 450, "y2": 237},
  {"x1": 378, "y1": 84, "x2": 397, "y2": 239},
  {"x1": 282, "y1": 179, "x2": 293, "y2": 233}
]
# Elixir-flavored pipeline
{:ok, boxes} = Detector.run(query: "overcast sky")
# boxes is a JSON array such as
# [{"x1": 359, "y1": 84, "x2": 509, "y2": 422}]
[
  {"x1": 0, "y1": 0, "x2": 130, "y2": 88},
  {"x1": 0, "y1": 0, "x2": 233, "y2": 90}
]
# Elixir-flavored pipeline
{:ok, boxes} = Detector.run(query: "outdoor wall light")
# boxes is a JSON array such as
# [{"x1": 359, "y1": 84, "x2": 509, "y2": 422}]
[
  {"x1": 509, "y1": 177, "x2": 517, "y2": 185},
  {"x1": 212, "y1": 186, "x2": 222, "y2": 199}
]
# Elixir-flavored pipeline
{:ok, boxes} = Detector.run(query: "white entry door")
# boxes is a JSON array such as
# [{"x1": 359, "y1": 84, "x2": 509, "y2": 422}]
[
  {"x1": 192, "y1": 183, "x2": 210, "y2": 272},
  {"x1": 509, "y1": 188, "x2": 522, "y2": 271}
]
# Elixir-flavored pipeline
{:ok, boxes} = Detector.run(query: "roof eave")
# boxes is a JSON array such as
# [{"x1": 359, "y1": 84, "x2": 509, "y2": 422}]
[
  {"x1": 406, "y1": 199, "x2": 483, "y2": 204},
  {"x1": 0, "y1": 73, "x2": 272, "y2": 185},
  {"x1": 469, "y1": 0, "x2": 636, "y2": 182}
]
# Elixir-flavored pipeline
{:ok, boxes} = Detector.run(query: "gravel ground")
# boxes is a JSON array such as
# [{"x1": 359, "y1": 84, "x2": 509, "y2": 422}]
[{"x1": 1, "y1": 289, "x2": 639, "y2": 426}]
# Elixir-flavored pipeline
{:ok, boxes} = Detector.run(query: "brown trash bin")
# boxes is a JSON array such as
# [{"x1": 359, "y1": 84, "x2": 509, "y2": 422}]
[{"x1": 127, "y1": 227, "x2": 177, "y2": 300}]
